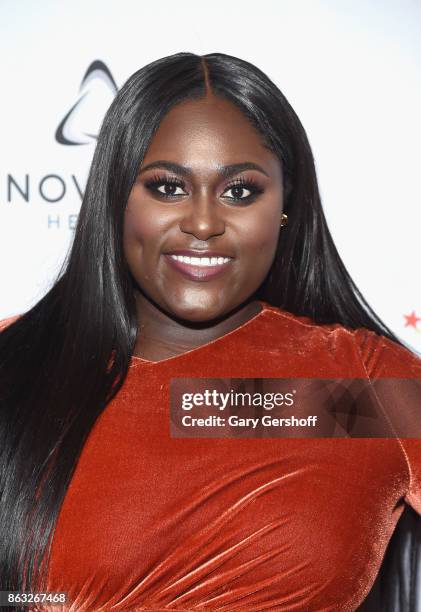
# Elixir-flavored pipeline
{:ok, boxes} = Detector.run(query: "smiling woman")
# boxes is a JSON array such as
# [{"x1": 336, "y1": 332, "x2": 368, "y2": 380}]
[
  {"x1": 0, "y1": 52, "x2": 420, "y2": 612},
  {"x1": 124, "y1": 94, "x2": 286, "y2": 357}
]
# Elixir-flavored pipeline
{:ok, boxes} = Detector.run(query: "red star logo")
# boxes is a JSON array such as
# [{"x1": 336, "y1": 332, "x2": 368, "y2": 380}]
[{"x1": 404, "y1": 311, "x2": 421, "y2": 329}]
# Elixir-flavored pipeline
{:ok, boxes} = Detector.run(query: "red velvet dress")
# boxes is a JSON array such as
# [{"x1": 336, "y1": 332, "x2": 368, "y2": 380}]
[{"x1": 2, "y1": 300, "x2": 421, "y2": 611}]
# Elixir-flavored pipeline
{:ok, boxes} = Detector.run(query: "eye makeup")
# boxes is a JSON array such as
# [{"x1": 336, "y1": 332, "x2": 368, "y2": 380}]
[
  {"x1": 143, "y1": 173, "x2": 265, "y2": 204},
  {"x1": 221, "y1": 177, "x2": 264, "y2": 203},
  {"x1": 144, "y1": 174, "x2": 187, "y2": 198}
]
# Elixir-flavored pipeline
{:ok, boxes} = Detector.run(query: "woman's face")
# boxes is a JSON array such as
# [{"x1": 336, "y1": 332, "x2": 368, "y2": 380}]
[{"x1": 124, "y1": 95, "x2": 284, "y2": 322}]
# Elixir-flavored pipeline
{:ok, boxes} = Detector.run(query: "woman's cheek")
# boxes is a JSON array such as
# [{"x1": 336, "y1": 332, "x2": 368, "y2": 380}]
[
  {"x1": 123, "y1": 208, "x2": 156, "y2": 258},
  {"x1": 246, "y1": 215, "x2": 281, "y2": 258}
]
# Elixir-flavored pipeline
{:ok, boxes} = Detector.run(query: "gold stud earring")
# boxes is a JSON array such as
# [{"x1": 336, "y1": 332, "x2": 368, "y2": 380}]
[{"x1": 280, "y1": 213, "x2": 288, "y2": 227}]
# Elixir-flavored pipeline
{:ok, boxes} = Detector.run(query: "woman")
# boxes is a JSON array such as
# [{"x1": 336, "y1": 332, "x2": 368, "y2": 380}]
[{"x1": 0, "y1": 52, "x2": 420, "y2": 611}]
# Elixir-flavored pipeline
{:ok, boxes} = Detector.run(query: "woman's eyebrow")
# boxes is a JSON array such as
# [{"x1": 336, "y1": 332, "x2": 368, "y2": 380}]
[{"x1": 138, "y1": 160, "x2": 270, "y2": 179}]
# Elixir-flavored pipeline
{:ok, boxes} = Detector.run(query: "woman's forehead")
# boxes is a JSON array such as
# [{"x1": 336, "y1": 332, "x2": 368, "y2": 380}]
[{"x1": 142, "y1": 96, "x2": 281, "y2": 176}]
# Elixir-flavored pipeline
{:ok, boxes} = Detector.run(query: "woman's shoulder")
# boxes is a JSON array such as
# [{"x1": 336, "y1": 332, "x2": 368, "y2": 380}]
[
  {"x1": 350, "y1": 326, "x2": 421, "y2": 378},
  {"x1": 262, "y1": 300, "x2": 367, "y2": 344},
  {"x1": 262, "y1": 301, "x2": 421, "y2": 378},
  {"x1": 261, "y1": 301, "x2": 345, "y2": 334},
  {"x1": 0, "y1": 314, "x2": 21, "y2": 332}
]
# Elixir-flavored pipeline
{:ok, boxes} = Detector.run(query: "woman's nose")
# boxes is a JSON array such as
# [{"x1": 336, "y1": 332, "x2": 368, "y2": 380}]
[{"x1": 179, "y1": 194, "x2": 225, "y2": 240}]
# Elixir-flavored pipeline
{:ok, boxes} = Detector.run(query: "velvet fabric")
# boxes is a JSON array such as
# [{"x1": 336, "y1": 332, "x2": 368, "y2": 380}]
[{"x1": 2, "y1": 300, "x2": 421, "y2": 611}]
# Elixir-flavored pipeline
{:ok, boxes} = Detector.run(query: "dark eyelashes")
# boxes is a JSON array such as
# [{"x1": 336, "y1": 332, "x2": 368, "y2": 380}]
[
  {"x1": 143, "y1": 175, "x2": 186, "y2": 197},
  {"x1": 147, "y1": 174, "x2": 185, "y2": 188},
  {"x1": 143, "y1": 174, "x2": 265, "y2": 202},
  {"x1": 223, "y1": 179, "x2": 264, "y2": 203},
  {"x1": 226, "y1": 177, "x2": 264, "y2": 193}
]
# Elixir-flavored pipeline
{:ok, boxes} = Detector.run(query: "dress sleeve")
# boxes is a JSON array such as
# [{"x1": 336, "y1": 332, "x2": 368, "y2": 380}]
[
  {"x1": 354, "y1": 327, "x2": 421, "y2": 514},
  {"x1": 0, "y1": 315, "x2": 21, "y2": 332}
]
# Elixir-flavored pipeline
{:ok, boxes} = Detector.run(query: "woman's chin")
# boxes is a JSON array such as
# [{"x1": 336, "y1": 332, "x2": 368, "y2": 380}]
[{"x1": 163, "y1": 299, "x2": 231, "y2": 325}]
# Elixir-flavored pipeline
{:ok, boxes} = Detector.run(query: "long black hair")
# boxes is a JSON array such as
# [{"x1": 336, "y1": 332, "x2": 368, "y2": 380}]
[{"x1": 0, "y1": 51, "x2": 414, "y2": 609}]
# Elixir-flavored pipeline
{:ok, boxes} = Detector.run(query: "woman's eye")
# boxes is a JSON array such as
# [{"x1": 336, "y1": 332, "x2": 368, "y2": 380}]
[
  {"x1": 156, "y1": 183, "x2": 186, "y2": 196},
  {"x1": 145, "y1": 177, "x2": 262, "y2": 202},
  {"x1": 223, "y1": 186, "x2": 251, "y2": 199},
  {"x1": 221, "y1": 183, "x2": 258, "y2": 201}
]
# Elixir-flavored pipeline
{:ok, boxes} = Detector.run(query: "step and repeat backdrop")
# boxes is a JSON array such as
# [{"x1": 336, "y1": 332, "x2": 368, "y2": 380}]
[{"x1": 1, "y1": 0, "x2": 420, "y2": 351}]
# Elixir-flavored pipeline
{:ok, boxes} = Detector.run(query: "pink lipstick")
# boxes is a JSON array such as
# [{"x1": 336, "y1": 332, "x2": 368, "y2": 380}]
[{"x1": 163, "y1": 250, "x2": 234, "y2": 282}]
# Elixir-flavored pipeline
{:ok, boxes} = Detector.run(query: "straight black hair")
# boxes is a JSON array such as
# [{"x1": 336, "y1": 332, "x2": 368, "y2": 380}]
[{"x1": 0, "y1": 51, "x2": 415, "y2": 609}]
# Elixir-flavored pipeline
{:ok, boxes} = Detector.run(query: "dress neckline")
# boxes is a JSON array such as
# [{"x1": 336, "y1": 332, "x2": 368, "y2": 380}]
[{"x1": 130, "y1": 299, "x2": 270, "y2": 366}]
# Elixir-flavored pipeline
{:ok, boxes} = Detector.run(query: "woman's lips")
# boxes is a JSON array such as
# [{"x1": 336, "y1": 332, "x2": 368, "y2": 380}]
[{"x1": 163, "y1": 254, "x2": 234, "y2": 282}]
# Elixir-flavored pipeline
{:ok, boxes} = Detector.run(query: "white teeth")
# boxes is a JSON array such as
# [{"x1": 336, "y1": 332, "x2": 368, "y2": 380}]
[{"x1": 169, "y1": 254, "x2": 231, "y2": 266}]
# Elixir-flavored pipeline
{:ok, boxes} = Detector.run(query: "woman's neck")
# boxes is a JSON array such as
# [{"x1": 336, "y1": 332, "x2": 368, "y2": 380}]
[{"x1": 132, "y1": 293, "x2": 262, "y2": 362}]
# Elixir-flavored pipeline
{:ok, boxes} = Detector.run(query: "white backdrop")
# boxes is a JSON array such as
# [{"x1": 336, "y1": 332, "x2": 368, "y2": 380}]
[{"x1": 1, "y1": 0, "x2": 420, "y2": 351}]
